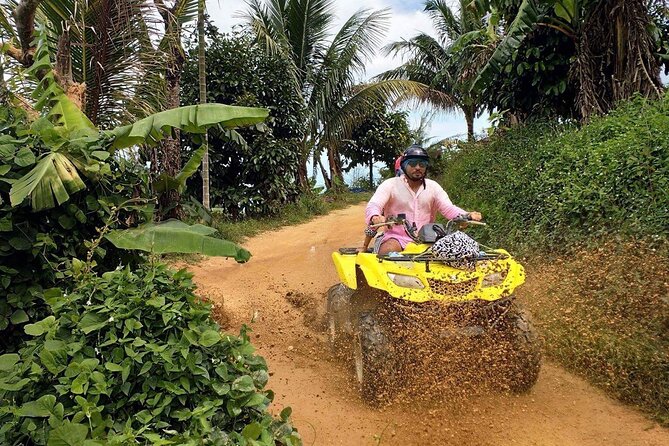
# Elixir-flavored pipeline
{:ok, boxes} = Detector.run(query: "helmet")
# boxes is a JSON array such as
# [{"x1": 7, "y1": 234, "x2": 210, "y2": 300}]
[
  {"x1": 400, "y1": 144, "x2": 429, "y2": 175},
  {"x1": 403, "y1": 144, "x2": 429, "y2": 161}
]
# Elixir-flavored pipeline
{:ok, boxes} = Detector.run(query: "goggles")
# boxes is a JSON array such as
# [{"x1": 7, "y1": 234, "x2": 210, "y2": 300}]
[{"x1": 407, "y1": 159, "x2": 428, "y2": 168}]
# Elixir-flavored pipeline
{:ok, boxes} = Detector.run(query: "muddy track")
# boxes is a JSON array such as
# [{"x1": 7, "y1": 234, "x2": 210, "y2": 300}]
[{"x1": 188, "y1": 204, "x2": 669, "y2": 446}]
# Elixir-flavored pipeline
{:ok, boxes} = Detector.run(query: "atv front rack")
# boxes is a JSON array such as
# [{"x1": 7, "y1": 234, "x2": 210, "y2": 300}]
[{"x1": 337, "y1": 247, "x2": 509, "y2": 265}]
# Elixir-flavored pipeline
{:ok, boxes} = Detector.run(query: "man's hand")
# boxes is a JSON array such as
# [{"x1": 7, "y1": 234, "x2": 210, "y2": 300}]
[
  {"x1": 468, "y1": 211, "x2": 482, "y2": 221},
  {"x1": 370, "y1": 215, "x2": 386, "y2": 226}
]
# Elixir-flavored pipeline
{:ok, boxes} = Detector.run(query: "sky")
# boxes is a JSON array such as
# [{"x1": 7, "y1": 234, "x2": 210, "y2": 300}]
[{"x1": 205, "y1": 0, "x2": 489, "y2": 143}]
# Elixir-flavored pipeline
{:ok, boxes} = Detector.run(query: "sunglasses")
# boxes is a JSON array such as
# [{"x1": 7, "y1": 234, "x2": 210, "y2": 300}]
[{"x1": 407, "y1": 159, "x2": 428, "y2": 168}]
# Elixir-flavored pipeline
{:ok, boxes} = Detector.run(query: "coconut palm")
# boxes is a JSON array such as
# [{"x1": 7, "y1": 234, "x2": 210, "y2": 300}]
[
  {"x1": 472, "y1": 0, "x2": 664, "y2": 120},
  {"x1": 243, "y1": 0, "x2": 427, "y2": 188},
  {"x1": 1, "y1": 0, "x2": 166, "y2": 127},
  {"x1": 377, "y1": 0, "x2": 499, "y2": 141}
]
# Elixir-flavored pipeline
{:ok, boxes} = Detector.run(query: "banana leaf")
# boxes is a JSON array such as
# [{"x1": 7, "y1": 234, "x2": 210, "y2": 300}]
[
  {"x1": 471, "y1": 0, "x2": 541, "y2": 92},
  {"x1": 109, "y1": 104, "x2": 269, "y2": 150},
  {"x1": 104, "y1": 220, "x2": 251, "y2": 262},
  {"x1": 10, "y1": 153, "x2": 86, "y2": 210},
  {"x1": 153, "y1": 145, "x2": 205, "y2": 194}
]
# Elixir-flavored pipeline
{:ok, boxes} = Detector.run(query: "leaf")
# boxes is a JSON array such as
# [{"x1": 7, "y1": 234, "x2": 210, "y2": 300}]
[
  {"x1": 199, "y1": 330, "x2": 221, "y2": 347},
  {"x1": 554, "y1": 0, "x2": 575, "y2": 23},
  {"x1": 0, "y1": 215, "x2": 13, "y2": 231},
  {"x1": 471, "y1": 0, "x2": 541, "y2": 92},
  {"x1": 14, "y1": 147, "x2": 36, "y2": 167},
  {"x1": 10, "y1": 153, "x2": 86, "y2": 211},
  {"x1": 10, "y1": 309, "x2": 29, "y2": 324},
  {"x1": 78, "y1": 313, "x2": 108, "y2": 334},
  {"x1": 0, "y1": 353, "x2": 20, "y2": 371},
  {"x1": 25, "y1": 316, "x2": 56, "y2": 336},
  {"x1": 232, "y1": 375, "x2": 255, "y2": 393},
  {"x1": 18, "y1": 394, "x2": 57, "y2": 417},
  {"x1": 153, "y1": 146, "x2": 205, "y2": 194},
  {"x1": 0, "y1": 377, "x2": 31, "y2": 391},
  {"x1": 104, "y1": 362, "x2": 123, "y2": 372},
  {"x1": 109, "y1": 104, "x2": 269, "y2": 150},
  {"x1": 9, "y1": 237, "x2": 32, "y2": 250},
  {"x1": 46, "y1": 95, "x2": 97, "y2": 137},
  {"x1": 47, "y1": 421, "x2": 89, "y2": 446},
  {"x1": 242, "y1": 422, "x2": 263, "y2": 440},
  {"x1": 104, "y1": 220, "x2": 251, "y2": 262}
]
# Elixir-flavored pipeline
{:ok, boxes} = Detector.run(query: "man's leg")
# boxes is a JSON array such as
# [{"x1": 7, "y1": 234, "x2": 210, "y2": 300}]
[{"x1": 377, "y1": 238, "x2": 402, "y2": 254}]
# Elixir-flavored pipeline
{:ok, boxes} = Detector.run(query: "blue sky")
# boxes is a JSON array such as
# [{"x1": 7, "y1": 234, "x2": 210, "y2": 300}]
[{"x1": 206, "y1": 0, "x2": 489, "y2": 142}]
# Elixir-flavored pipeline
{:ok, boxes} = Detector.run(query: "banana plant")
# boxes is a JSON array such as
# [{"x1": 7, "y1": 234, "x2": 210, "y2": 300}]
[
  {"x1": 7, "y1": 26, "x2": 269, "y2": 212},
  {"x1": 105, "y1": 219, "x2": 251, "y2": 262}
]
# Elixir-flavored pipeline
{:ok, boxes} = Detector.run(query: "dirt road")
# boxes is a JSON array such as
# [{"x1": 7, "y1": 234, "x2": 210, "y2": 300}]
[{"x1": 188, "y1": 204, "x2": 669, "y2": 446}]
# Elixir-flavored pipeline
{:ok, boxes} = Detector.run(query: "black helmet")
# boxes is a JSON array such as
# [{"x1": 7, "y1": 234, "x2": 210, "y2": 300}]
[
  {"x1": 400, "y1": 144, "x2": 429, "y2": 176},
  {"x1": 403, "y1": 144, "x2": 429, "y2": 161}
]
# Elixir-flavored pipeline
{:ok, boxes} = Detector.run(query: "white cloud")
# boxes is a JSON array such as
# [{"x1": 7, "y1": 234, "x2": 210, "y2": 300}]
[{"x1": 205, "y1": 0, "x2": 484, "y2": 140}]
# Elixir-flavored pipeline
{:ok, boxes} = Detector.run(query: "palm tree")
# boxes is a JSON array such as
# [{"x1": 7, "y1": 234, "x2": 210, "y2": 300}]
[
  {"x1": 377, "y1": 0, "x2": 498, "y2": 141},
  {"x1": 2, "y1": 0, "x2": 165, "y2": 128},
  {"x1": 473, "y1": 0, "x2": 664, "y2": 120},
  {"x1": 197, "y1": 0, "x2": 209, "y2": 210},
  {"x1": 243, "y1": 0, "x2": 421, "y2": 189}
]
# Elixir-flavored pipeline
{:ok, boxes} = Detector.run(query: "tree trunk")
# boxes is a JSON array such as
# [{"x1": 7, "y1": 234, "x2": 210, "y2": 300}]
[
  {"x1": 368, "y1": 149, "x2": 373, "y2": 189},
  {"x1": 327, "y1": 143, "x2": 343, "y2": 190},
  {"x1": 297, "y1": 138, "x2": 310, "y2": 191},
  {"x1": 464, "y1": 105, "x2": 475, "y2": 142},
  {"x1": 198, "y1": 0, "x2": 210, "y2": 210},
  {"x1": 317, "y1": 156, "x2": 331, "y2": 190},
  {"x1": 155, "y1": 0, "x2": 186, "y2": 219}
]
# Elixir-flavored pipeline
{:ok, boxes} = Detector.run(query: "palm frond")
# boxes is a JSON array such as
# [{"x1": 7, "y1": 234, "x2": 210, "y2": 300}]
[
  {"x1": 320, "y1": 79, "x2": 455, "y2": 146},
  {"x1": 425, "y1": 0, "x2": 462, "y2": 42},
  {"x1": 286, "y1": 0, "x2": 335, "y2": 73},
  {"x1": 309, "y1": 7, "x2": 389, "y2": 124}
]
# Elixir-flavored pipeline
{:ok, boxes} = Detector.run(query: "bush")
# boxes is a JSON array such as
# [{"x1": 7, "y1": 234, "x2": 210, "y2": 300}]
[
  {"x1": 440, "y1": 94, "x2": 669, "y2": 423},
  {"x1": 0, "y1": 263, "x2": 300, "y2": 445},
  {"x1": 441, "y1": 95, "x2": 669, "y2": 252}
]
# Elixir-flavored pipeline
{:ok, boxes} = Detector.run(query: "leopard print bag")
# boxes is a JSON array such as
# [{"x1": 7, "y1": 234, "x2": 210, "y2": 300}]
[{"x1": 431, "y1": 231, "x2": 479, "y2": 270}]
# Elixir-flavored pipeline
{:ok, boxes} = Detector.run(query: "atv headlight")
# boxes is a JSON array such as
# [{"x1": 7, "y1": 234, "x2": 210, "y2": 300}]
[
  {"x1": 387, "y1": 273, "x2": 424, "y2": 289},
  {"x1": 482, "y1": 271, "x2": 507, "y2": 287}
]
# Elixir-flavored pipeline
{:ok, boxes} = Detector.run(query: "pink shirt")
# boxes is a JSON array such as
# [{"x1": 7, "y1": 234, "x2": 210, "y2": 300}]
[{"x1": 365, "y1": 176, "x2": 466, "y2": 248}]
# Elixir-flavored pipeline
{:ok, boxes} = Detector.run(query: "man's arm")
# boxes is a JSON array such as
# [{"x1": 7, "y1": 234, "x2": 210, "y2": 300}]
[
  {"x1": 365, "y1": 179, "x2": 393, "y2": 224},
  {"x1": 433, "y1": 181, "x2": 466, "y2": 220}
]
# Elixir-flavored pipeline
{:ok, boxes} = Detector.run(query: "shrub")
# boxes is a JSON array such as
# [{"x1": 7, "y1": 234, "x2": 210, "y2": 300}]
[{"x1": 0, "y1": 263, "x2": 300, "y2": 445}]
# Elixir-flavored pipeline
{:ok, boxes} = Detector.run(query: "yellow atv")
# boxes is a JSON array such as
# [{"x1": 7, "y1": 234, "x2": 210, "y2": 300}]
[{"x1": 327, "y1": 215, "x2": 540, "y2": 403}]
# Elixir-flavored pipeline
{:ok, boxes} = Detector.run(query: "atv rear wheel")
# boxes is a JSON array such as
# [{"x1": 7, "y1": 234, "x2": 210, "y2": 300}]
[
  {"x1": 354, "y1": 312, "x2": 395, "y2": 405},
  {"x1": 326, "y1": 284, "x2": 353, "y2": 356},
  {"x1": 498, "y1": 308, "x2": 541, "y2": 393}
]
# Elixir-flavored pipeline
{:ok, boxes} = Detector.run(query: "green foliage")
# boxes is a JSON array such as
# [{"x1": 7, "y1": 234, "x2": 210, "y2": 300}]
[
  {"x1": 0, "y1": 105, "x2": 149, "y2": 353},
  {"x1": 340, "y1": 103, "x2": 411, "y2": 182},
  {"x1": 441, "y1": 94, "x2": 669, "y2": 252},
  {"x1": 0, "y1": 264, "x2": 300, "y2": 444},
  {"x1": 181, "y1": 27, "x2": 307, "y2": 218},
  {"x1": 441, "y1": 94, "x2": 669, "y2": 421}
]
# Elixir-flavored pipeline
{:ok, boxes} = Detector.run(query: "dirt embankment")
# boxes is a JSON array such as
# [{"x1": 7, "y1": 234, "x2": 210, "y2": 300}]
[{"x1": 188, "y1": 204, "x2": 669, "y2": 446}]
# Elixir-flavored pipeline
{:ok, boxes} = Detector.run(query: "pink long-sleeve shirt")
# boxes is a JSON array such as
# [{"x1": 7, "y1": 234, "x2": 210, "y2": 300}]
[{"x1": 365, "y1": 176, "x2": 466, "y2": 248}]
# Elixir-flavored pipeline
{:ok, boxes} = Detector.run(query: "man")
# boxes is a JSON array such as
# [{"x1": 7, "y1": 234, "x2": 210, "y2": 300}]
[{"x1": 365, "y1": 144, "x2": 482, "y2": 254}]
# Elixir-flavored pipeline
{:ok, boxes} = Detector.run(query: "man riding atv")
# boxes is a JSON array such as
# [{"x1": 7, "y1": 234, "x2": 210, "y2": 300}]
[
  {"x1": 329, "y1": 144, "x2": 541, "y2": 404},
  {"x1": 365, "y1": 144, "x2": 482, "y2": 254}
]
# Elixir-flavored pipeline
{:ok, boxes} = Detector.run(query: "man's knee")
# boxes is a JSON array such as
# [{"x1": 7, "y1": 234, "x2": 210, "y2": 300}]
[{"x1": 378, "y1": 239, "x2": 402, "y2": 254}]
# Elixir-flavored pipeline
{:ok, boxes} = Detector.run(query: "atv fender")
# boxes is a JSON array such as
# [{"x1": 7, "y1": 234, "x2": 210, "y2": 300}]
[{"x1": 332, "y1": 251, "x2": 358, "y2": 289}]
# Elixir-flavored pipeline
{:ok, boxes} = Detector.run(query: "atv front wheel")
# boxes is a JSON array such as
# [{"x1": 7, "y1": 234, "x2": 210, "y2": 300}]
[
  {"x1": 354, "y1": 312, "x2": 395, "y2": 405},
  {"x1": 499, "y1": 309, "x2": 541, "y2": 393}
]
